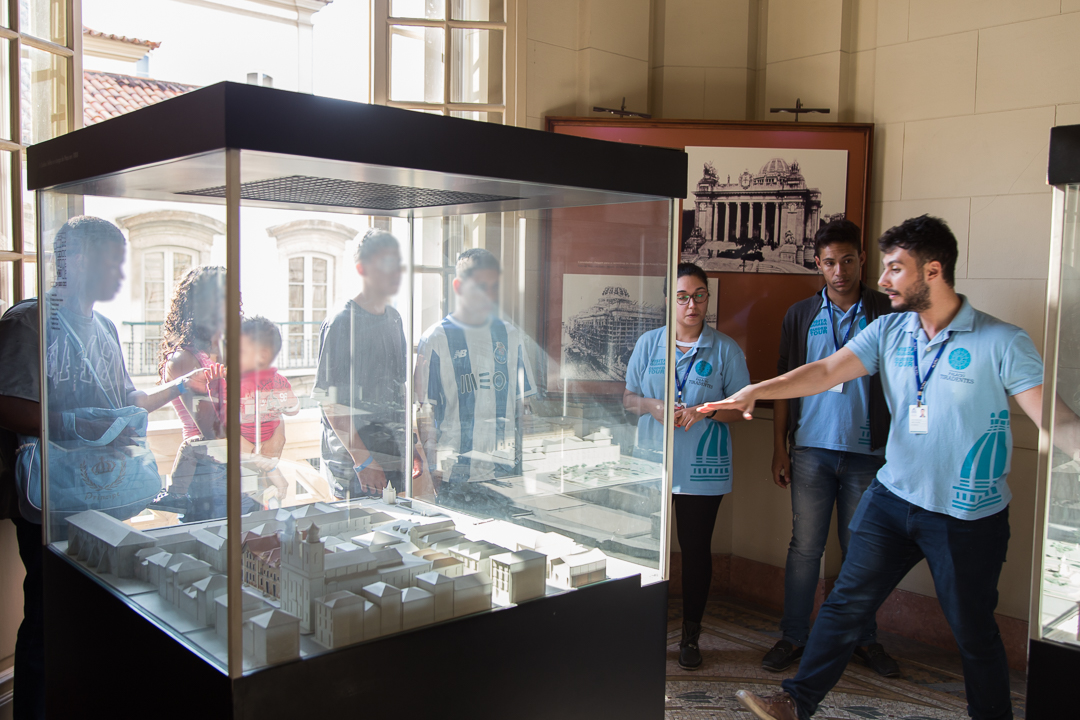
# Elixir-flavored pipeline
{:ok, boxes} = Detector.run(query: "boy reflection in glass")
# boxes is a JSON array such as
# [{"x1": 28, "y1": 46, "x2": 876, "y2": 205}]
[
  {"x1": 314, "y1": 229, "x2": 408, "y2": 499},
  {"x1": 415, "y1": 248, "x2": 536, "y2": 508}
]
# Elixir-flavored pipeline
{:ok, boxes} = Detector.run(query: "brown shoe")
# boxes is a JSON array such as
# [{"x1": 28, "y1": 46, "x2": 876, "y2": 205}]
[{"x1": 735, "y1": 689, "x2": 800, "y2": 720}]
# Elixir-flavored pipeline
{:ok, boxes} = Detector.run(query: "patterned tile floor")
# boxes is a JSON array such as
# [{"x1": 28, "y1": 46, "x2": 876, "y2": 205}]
[{"x1": 666, "y1": 599, "x2": 1026, "y2": 719}]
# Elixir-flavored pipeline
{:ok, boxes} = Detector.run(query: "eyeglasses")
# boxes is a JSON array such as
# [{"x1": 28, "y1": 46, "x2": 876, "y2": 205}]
[{"x1": 675, "y1": 292, "x2": 709, "y2": 306}]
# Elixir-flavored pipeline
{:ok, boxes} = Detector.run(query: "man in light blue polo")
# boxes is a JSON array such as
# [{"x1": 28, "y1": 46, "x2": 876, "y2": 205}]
[{"x1": 702, "y1": 216, "x2": 1049, "y2": 720}]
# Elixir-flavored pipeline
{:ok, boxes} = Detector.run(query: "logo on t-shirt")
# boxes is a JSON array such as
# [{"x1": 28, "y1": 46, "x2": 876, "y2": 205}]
[
  {"x1": 494, "y1": 341, "x2": 507, "y2": 365},
  {"x1": 948, "y1": 348, "x2": 971, "y2": 370},
  {"x1": 695, "y1": 360, "x2": 713, "y2": 377},
  {"x1": 809, "y1": 317, "x2": 827, "y2": 337},
  {"x1": 858, "y1": 317, "x2": 867, "y2": 331},
  {"x1": 894, "y1": 346, "x2": 914, "y2": 367}
]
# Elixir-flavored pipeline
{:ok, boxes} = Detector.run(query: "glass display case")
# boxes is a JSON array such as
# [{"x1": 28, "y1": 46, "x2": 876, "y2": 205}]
[
  {"x1": 27, "y1": 83, "x2": 686, "y2": 718},
  {"x1": 1029, "y1": 123, "x2": 1080, "y2": 716}
]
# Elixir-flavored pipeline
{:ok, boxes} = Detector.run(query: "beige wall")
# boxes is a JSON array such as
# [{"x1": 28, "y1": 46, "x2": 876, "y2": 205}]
[
  {"x1": 0, "y1": 520, "x2": 24, "y2": 672},
  {"x1": 521, "y1": 0, "x2": 1080, "y2": 622}
]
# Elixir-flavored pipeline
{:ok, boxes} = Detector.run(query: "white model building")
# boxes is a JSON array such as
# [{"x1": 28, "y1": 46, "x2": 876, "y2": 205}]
[
  {"x1": 548, "y1": 548, "x2": 607, "y2": 589},
  {"x1": 519, "y1": 428, "x2": 621, "y2": 474},
  {"x1": 400, "y1": 587, "x2": 435, "y2": 631},
  {"x1": 215, "y1": 589, "x2": 274, "y2": 640},
  {"x1": 314, "y1": 591, "x2": 365, "y2": 649},
  {"x1": 452, "y1": 573, "x2": 491, "y2": 617},
  {"x1": 490, "y1": 550, "x2": 547, "y2": 605},
  {"x1": 360, "y1": 582, "x2": 402, "y2": 636},
  {"x1": 446, "y1": 541, "x2": 508, "y2": 579},
  {"x1": 66, "y1": 511, "x2": 156, "y2": 578},
  {"x1": 192, "y1": 574, "x2": 227, "y2": 627},
  {"x1": 248, "y1": 609, "x2": 301, "y2": 666},
  {"x1": 416, "y1": 572, "x2": 455, "y2": 622},
  {"x1": 412, "y1": 549, "x2": 464, "y2": 577}
]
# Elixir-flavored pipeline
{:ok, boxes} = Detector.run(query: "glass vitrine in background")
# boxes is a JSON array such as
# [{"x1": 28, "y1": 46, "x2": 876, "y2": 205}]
[
  {"x1": 29, "y1": 83, "x2": 685, "y2": 718},
  {"x1": 1029, "y1": 123, "x2": 1080, "y2": 715}
]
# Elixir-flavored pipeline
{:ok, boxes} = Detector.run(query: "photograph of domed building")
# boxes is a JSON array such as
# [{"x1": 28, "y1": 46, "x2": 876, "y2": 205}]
[
  {"x1": 682, "y1": 146, "x2": 849, "y2": 274},
  {"x1": 560, "y1": 277, "x2": 666, "y2": 382}
]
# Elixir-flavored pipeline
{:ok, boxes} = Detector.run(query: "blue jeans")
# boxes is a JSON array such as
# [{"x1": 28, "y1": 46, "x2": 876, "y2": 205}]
[
  {"x1": 780, "y1": 446, "x2": 884, "y2": 647},
  {"x1": 782, "y1": 481, "x2": 1012, "y2": 720}
]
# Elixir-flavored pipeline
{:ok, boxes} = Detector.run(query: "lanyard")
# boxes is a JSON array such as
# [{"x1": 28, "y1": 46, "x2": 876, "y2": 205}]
[
  {"x1": 823, "y1": 293, "x2": 861, "y2": 353},
  {"x1": 912, "y1": 331, "x2": 950, "y2": 406},
  {"x1": 675, "y1": 349, "x2": 697, "y2": 404}
]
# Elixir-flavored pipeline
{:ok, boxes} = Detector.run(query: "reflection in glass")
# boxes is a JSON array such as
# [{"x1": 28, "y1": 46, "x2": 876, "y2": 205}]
[
  {"x1": 451, "y1": 0, "x2": 504, "y2": 22},
  {"x1": 390, "y1": 25, "x2": 444, "y2": 103},
  {"x1": 391, "y1": 0, "x2": 444, "y2": 19},
  {"x1": 20, "y1": 0, "x2": 66, "y2": 44},
  {"x1": 450, "y1": 28, "x2": 502, "y2": 105},
  {"x1": 1043, "y1": 184, "x2": 1080, "y2": 646},
  {"x1": 20, "y1": 45, "x2": 69, "y2": 146}
]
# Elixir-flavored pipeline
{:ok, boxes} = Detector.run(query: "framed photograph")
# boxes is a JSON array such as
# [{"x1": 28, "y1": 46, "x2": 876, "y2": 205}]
[{"x1": 544, "y1": 118, "x2": 873, "y2": 384}]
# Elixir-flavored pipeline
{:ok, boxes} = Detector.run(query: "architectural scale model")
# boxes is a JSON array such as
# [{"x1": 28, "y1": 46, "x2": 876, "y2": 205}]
[{"x1": 62, "y1": 496, "x2": 617, "y2": 666}]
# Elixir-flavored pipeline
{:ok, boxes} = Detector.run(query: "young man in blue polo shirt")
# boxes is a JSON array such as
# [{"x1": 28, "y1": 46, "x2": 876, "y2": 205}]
[
  {"x1": 702, "y1": 215, "x2": 1051, "y2": 720},
  {"x1": 764, "y1": 219, "x2": 898, "y2": 677}
]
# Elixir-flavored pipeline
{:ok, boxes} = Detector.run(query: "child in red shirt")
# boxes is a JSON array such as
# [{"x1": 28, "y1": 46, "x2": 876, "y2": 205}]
[{"x1": 239, "y1": 316, "x2": 299, "y2": 504}]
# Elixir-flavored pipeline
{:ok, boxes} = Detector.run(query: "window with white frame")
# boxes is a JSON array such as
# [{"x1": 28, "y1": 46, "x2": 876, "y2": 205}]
[
  {"x1": 372, "y1": 0, "x2": 512, "y2": 124},
  {"x1": 142, "y1": 247, "x2": 193, "y2": 369},
  {"x1": 0, "y1": 0, "x2": 78, "y2": 315},
  {"x1": 287, "y1": 254, "x2": 332, "y2": 366}
]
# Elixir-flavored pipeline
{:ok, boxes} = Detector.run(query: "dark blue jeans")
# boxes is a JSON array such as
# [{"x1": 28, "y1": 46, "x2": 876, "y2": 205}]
[
  {"x1": 781, "y1": 446, "x2": 885, "y2": 647},
  {"x1": 782, "y1": 481, "x2": 1012, "y2": 720}
]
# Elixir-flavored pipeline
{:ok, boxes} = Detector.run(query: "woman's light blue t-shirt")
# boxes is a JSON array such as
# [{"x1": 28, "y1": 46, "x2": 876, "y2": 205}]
[{"x1": 625, "y1": 325, "x2": 750, "y2": 496}]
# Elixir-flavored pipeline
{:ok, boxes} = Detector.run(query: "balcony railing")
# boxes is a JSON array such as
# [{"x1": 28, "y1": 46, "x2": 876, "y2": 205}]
[{"x1": 122, "y1": 321, "x2": 324, "y2": 376}]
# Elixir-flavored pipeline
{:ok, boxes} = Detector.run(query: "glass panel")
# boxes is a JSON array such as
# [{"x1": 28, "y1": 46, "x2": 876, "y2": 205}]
[
  {"x1": 451, "y1": 0, "x2": 504, "y2": 22},
  {"x1": 20, "y1": 45, "x2": 69, "y2": 146},
  {"x1": 413, "y1": 204, "x2": 670, "y2": 586},
  {"x1": 0, "y1": 260, "x2": 11, "y2": 315},
  {"x1": 450, "y1": 28, "x2": 502, "y2": 104},
  {"x1": 0, "y1": 151, "x2": 12, "y2": 253},
  {"x1": 390, "y1": 25, "x2": 444, "y2": 103},
  {"x1": 391, "y1": 0, "x2": 444, "y2": 19},
  {"x1": 1043, "y1": 183, "x2": 1080, "y2": 646},
  {"x1": 22, "y1": 156, "x2": 34, "y2": 254},
  {"x1": 20, "y1": 0, "x2": 66, "y2": 44},
  {"x1": 0, "y1": 39, "x2": 11, "y2": 141},
  {"x1": 38, "y1": 155, "x2": 234, "y2": 671},
  {"x1": 450, "y1": 110, "x2": 502, "y2": 124}
]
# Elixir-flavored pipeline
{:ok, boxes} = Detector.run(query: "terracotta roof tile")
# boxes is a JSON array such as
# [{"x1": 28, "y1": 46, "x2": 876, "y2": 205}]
[
  {"x1": 83, "y1": 26, "x2": 161, "y2": 50},
  {"x1": 83, "y1": 70, "x2": 199, "y2": 126}
]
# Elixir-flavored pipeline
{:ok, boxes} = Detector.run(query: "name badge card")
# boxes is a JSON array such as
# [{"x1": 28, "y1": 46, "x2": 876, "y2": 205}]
[
  {"x1": 827, "y1": 383, "x2": 844, "y2": 394},
  {"x1": 908, "y1": 404, "x2": 928, "y2": 434}
]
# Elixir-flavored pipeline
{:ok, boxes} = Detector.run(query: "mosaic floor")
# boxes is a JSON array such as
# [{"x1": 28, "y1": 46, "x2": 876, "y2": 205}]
[{"x1": 665, "y1": 599, "x2": 1026, "y2": 719}]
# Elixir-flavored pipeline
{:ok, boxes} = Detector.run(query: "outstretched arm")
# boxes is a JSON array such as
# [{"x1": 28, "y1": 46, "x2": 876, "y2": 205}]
[
  {"x1": 699, "y1": 348, "x2": 870, "y2": 420},
  {"x1": 1013, "y1": 385, "x2": 1080, "y2": 459}
]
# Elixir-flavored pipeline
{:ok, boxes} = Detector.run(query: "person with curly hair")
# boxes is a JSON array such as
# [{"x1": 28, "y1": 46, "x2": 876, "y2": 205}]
[{"x1": 149, "y1": 265, "x2": 252, "y2": 520}]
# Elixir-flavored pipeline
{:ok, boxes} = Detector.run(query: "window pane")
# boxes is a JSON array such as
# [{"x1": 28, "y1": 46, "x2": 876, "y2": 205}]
[
  {"x1": 450, "y1": 28, "x2": 502, "y2": 104},
  {"x1": 414, "y1": 271, "x2": 442, "y2": 342},
  {"x1": 20, "y1": 46, "x2": 69, "y2": 146},
  {"x1": 390, "y1": 25, "x2": 444, "y2": 103},
  {"x1": 0, "y1": 151, "x2": 12, "y2": 253},
  {"x1": 450, "y1": 110, "x2": 502, "y2": 124},
  {"x1": 289, "y1": 284, "x2": 304, "y2": 309},
  {"x1": 145, "y1": 251, "x2": 164, "y2": 282},
  {"x1": 288, "y1": 256, "x2": 304, "y2": 282},
  {"x1": 391, "y1": 0, "x2": 444, "y2": 19},
  {"x1": 451, "y1": 0, "x2": 503, "y2": 22},
  {"x1": 0, "y1": 39, "x2": 11, "y2": 141},
  {"x1": 0, "y1": 261, "x2": 11, "y2": 315},
  {"x1": 173, "y1": 252, "x2": 192, "y2": 283},
  {"x1": 311, "y1": 256, "x2": 327, "y2": 283},
  {"x1": 312, "y1": 284, "x2": 327, "y2": 309},
  {"x1": 413, "y1": 216, "x2": 444, "y2": 267},
  {"x1": 20, "y1": 0, "x2": 66, "y2": 44},
  {"x1": 21, "y1": 156, "x2": 33, "y2": 254}
]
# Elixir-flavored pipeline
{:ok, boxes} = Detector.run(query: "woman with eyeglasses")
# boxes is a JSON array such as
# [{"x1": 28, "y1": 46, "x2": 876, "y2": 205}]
[{"x1": 623, "y1": 262, "x2": 750, "y2": 671}]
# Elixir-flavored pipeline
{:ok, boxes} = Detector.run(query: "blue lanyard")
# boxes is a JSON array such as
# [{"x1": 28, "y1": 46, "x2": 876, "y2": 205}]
[
  {"x1": 675, "y1": 349, "x2": 697, "y2": 404},
  {"x1": 912, "y1": 331, "x2": 951, "y2": 406},
  {"x1": 823, "y1": 293, "x2": 861, "y2": 353}
]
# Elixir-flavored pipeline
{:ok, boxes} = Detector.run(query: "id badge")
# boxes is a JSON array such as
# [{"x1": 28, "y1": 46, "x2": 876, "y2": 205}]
[
  {"x1": 908, "y1": 404, "x2": 928, "y2": 434},
  {"x1": 827, "y1": 383, "x2": 844, "y2": 394},
  {"x1": 674, "y1": 401, "x2": 686, "y2": 410}
]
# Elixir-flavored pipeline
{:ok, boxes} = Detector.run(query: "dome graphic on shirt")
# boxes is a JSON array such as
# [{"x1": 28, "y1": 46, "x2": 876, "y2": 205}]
[
  {"x1": 951, "y1": 410, "x2": 1009, "y2": 513},
  {"x1": 690, "y1": 421, "x2": 731, "y2": 483}
]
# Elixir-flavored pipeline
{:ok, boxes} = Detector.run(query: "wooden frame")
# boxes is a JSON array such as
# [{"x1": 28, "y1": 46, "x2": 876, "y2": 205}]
[{"x1": 546, "y1": 117, "x2": 873, "y2": 384}]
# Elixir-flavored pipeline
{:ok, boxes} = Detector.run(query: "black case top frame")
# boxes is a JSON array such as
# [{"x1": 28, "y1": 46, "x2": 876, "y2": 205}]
[
  {"x1": 1049, "y1": 124, "x2": 1080, "y2": 186},
  {"x1": 27, "y1": 82, "x2": 688, "y2": 200}
]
